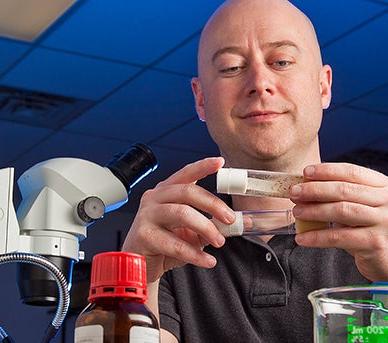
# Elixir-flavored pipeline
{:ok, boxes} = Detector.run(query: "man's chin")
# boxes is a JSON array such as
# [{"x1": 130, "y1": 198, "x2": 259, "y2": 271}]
[
  {"x1": 249, "y1": 142, "x2": 290, "y2": 159},
  {"x1": 222, "y1": 144, "x2": 290, "y2": 169}
]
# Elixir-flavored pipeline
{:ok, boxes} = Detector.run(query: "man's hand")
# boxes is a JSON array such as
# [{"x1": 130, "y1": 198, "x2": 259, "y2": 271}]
[
  {"x1": 290, "y1": 163, "x2": 388, "y2": 281},
  {"x1": 122, "y1": 157, "x2": 235, "y2": 283}
]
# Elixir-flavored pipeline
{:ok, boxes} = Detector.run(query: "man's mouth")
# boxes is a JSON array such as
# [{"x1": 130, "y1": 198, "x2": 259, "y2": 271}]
[
  {"x1": 240, "y1": 110, "x2": 285, "y2": 121},
  {"x1": 242, "y1": 110, "x2": 282, "y2": 118}
]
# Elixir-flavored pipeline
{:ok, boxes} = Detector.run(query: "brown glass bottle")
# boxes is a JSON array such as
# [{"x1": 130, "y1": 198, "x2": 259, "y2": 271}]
[{"x1": 74, "y1": 252, "x2": 160, "y2": 342}]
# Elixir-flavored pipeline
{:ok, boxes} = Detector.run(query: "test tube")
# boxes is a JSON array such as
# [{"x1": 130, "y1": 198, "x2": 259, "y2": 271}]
[
  {"x1": 212, "y1": 210, "x2": 334, "y2": 237},
  {"x1": 216, "y1": 168, "x2": 330, "y2": 233},
  {"x1": 217, "y1": 168, "x2": 303, "y2": 198},
  {"x1": 212, "y1": 209, "x2": 296, "y2": 237}
]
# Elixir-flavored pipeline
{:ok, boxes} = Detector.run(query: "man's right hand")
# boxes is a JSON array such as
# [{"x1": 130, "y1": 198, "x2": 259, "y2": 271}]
[{"x1": 122, "y1": 157, "x2": 235, "y2": 283}]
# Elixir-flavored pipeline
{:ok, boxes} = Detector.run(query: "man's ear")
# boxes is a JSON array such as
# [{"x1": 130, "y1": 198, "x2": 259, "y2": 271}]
[
  {"x1": 320, "y1": 65, "x2": 332, "y2": 110},
  {"x1": 191, "y1": 77, "x2": 206, "y2": 121}
]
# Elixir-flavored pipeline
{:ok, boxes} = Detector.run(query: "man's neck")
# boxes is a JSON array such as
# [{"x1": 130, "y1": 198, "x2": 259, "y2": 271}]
[{"x1": 224, "y1": 137, "x2": 322, "y2": 174}]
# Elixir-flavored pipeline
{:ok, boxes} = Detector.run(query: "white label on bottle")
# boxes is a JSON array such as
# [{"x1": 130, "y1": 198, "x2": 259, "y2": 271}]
[
  {"x1": 74, "y1": 325, "x2": 103, "y2": 343},
  {"x1": 129, "y1": 326, "x2": 160, "y2": 343}
]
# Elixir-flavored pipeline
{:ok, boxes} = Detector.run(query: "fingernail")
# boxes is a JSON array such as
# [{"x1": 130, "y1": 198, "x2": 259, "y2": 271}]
[
  {"x1": 207, "y1": 255, "x2": 217, "y2": 267},
  {"x1": 217, "y1": 235, "x2": 225, "y2": 247},
  {"x1": 224, "y1": 210, "x2": 236, "y2": 224},
  {"x1": 304, "y1": 166, "x2": 315, "y2": 178},
  {"x1": 291, "y1": 185, "x2": 302, "y2": 198},
  {"x1": 295, "y1": 234, "x2": 305, "y2": 245},
  {"x1": 293, "y1": 207, "x2": 302, "y2": 217}
]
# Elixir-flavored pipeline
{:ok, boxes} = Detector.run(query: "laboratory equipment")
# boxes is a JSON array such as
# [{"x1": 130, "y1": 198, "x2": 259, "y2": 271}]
[
  {"x1": 212, "y1": 210, "x2": 332, "y2": 237},
  {"x1": 216, "y1": 167, "x2": 329, "y2": 233},
  {"x1": 75, "y1": 252, "x2": 159, "y2": 342},
  {"x1": 217, "y1": 167, "x2": 303, "y2": 197},
  {"x1": 308, "y1": 285, "x2": 388, "y2": 342},
  {"x1": 372, "y1": 282, "x2": 388, "y2": 327},
  {"x1": 0, "y1": 143, "x2": 158, "y2": 342}
]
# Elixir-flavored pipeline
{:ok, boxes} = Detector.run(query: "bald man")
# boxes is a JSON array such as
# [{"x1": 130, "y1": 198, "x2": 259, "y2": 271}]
[{"x1": 123, "y1": 0, "x2": 388, "y2": 341}]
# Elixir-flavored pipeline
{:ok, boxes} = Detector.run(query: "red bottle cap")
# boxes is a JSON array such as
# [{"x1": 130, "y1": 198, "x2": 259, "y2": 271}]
[{"x1": 88, "y1": 251, "x2": 147, "y2": 302}]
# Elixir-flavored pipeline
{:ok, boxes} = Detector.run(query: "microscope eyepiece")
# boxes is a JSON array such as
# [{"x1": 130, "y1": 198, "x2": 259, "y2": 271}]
[{"x1": 106, "y1": 143, "x2": 158, "y2": 192}]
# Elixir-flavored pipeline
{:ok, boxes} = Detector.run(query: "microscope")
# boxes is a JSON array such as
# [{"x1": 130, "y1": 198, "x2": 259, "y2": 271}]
[{"x1": 0, "y1": 143, "x2": 158, "y2": 342}]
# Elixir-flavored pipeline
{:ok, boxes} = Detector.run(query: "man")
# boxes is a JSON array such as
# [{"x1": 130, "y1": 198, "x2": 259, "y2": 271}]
[{"x1": 123, "y1": 0, "x2": 388, "y2": 341}]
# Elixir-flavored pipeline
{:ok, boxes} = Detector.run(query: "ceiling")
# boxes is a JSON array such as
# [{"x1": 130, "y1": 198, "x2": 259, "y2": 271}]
[{"x1": 0, "y1": 0, "x2": 387, "y2": 215}]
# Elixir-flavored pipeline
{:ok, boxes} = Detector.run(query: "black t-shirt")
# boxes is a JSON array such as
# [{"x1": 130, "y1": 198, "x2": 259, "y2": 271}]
[{"x1": 159, "y1": 234, "x2": 369, "y2": 342}]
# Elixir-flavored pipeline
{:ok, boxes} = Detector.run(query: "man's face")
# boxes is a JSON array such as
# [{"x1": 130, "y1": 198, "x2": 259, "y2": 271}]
[{"x1": 192, "y1": 0, "x2": 332, "y2": 169}]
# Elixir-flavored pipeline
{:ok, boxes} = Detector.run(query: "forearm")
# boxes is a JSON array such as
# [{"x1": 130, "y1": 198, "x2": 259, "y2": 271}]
[
  {"x1": 146, "y1": 280, "x2": 161, "y2": 320},
  {"x1": 146, "y1": 279, "x2": 178, "y2": 343}
]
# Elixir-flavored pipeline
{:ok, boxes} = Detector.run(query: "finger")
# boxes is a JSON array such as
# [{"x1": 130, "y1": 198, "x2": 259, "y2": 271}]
[
  {"x1": 293, "y1": 202, "x2": 380, "y2": 227},
  {"x1": 290, "y1": 181, "x2": 388, "y2": 207},
  {"x1": 303, "y1": 163, "x2": 388, "y2": 187},
  {"x1": 149, "y1": 183, "x2": 235, "y2": 224},
  {"x1": 146, "y1": 227, "x2": 217, "y2": 268},
  {"x1": 149, "y1": 203, "x2": 226, "y2": 248},
  {"x1": 174, "y1": 227, "x2": 208, "y2": 250},
  {"x1": 295, "y1": 226, "x2": 388, "y2": 252},
  {"x1": 158, "y1": 157, "x2": 225, "y2": 186}
]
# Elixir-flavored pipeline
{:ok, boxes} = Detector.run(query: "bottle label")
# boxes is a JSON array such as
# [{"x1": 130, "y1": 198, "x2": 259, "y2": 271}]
[
  {"x1": 74, "y1": 325, "x2": 103, "y2": 343},
  {"x1": 129, "y1": 326, "x2": 160, "y2": 343}
]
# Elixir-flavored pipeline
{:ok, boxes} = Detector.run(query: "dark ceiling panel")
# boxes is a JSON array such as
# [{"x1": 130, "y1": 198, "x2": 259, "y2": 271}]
[
  {"x1": 324, "y1": 13, "x2": 388, "y2": 106},
  {"x1": 64, "y1": 70, "x2": 196, "y2": 142},
  {"x1": 155, "y1": 118, "x2": 219, "y2": 155},
  {"x1": 320, "y1": 106, "x2": 388, "y2": 160},
  {"x1": 1, "y1": 48, "x2": 141, "y2": 100},
  {"x1": 292, "y1": 0, "x2": 385, "y2": 46},
  {"x1": 41, "y1": 0, "x2": 224, "y2": 65},
  {"x1": 156, "y1": 36, "x2": 199, "y2": 76},
  {"x1": 0, "y1": 120, "x2": 52, "y2": 164},
  {"x1": 347, "y1": 84, "x2": 388, "y2": 114},
  {"x1": 0, "y1": 38, "x2": 30, "y2": 75}
]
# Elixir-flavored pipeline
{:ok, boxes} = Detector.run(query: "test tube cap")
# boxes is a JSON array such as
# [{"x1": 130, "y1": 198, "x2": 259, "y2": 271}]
[
  {"x1": 217, "y1": 168, "x2": 248, "y2": 194},
  {"x1": 212, "y1": 211, "x2": 244, "y2": 237}
]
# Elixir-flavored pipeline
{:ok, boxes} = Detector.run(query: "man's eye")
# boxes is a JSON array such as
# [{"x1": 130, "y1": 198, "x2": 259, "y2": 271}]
[
  {"x1": 219, "y1": 66, "x2": 245, "y2": 74},
  {"x1": 271, "y1": 60, "x2": 293, "y2": 69}
]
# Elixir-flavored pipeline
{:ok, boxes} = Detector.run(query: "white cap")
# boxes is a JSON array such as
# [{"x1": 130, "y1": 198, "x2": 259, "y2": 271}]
[
  {"x1": 217, "y1": 168, "x2": 248, "y2": 194},
  {"x1": 211, "y1": 211, "x2": 243, "y2": 237}
]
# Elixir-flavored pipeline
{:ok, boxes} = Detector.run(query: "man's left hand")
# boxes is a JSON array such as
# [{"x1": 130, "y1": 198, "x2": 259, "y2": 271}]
[{"x1": 290, "y1": 163, "x2": 388, "y2": 281}]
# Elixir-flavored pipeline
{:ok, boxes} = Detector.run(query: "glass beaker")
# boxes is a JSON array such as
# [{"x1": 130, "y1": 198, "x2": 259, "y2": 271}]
[{"x1": 308, "y1": 285, "x2": 388, "y2": 342}]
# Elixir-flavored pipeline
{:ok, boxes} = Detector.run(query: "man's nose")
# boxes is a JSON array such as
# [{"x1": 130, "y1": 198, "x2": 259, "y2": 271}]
[{"x1": 245, "y1": 63, "x2": 275, "y2": 98}]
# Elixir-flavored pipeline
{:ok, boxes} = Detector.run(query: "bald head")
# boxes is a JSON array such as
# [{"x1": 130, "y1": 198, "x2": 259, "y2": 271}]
[
  {"x1": 191, "y1": 0, "x2": 332, "y2": 170},
  {"x1": 197, "y1": 0, "x2": 322, "y2": 78}
]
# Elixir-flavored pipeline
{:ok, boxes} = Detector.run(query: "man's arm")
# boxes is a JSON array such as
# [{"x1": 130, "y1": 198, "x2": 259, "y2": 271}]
[
  {"x1": 290, "y1": 162, "x2": 388, "y2": 281},
  {"x1": 147, "y1": 280, "x2": 178, "y2": 343},
  {"x1": 122, "y1": 157, "x2": 235, "y2": 341}
]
